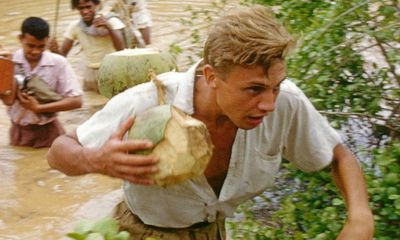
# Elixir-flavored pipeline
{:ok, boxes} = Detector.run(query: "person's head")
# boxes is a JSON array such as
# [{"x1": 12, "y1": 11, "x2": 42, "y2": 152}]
[
  {"x1": 204, "y1": 5, "x2": 295, "y2": 76},
  {"x1": 203, "y1": 5, "x2": 296, "y2": 129},
  {"x1": 71, "y1": 0, "x2": 101, "y2": 24},
  {"x1": 19, "y1": 17, "x2": 50, "y2": 63}
]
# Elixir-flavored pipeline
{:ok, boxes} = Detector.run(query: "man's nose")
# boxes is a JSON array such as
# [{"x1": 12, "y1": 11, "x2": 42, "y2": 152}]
[
  {"x1": 82, "y1": 7, "x2": 90, "y2": 14},
  {"x1": 258, "y1": 90, "x2": 276, "y2": 112},
  {"x1": 31, "y1": 47, "x2": 41, "y2": 55}
]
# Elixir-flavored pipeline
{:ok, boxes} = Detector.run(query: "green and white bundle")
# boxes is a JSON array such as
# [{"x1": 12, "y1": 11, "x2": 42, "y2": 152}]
[
  {"x1": 98, "y1": 48, "x2": 177, "y2": 98},
  {"x1": 128, "y1": 104, "x2": 213, "y2": 186}
]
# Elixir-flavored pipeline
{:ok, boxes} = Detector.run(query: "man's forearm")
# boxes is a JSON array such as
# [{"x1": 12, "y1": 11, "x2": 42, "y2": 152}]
[
  {"x1": 331, "y1": 144, "x2": 371, "y2": 217},
  {"x1": 109, "y1": 29, "x2": 125, "y2": 50},
  {"x1": 47, "y1": 132, "x2": 99, "y2": 176},
  {"x1": 332, "y1": 144, "x2": 374, "y2": 239},
  {"x1": 37, "y1": 96, "x2": 82, "y2": 113}
]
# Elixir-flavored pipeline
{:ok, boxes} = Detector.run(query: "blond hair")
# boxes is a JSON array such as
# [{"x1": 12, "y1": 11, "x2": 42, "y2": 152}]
[{"x1": 203, "y1": 5, "x2": 296, "y2": 75}]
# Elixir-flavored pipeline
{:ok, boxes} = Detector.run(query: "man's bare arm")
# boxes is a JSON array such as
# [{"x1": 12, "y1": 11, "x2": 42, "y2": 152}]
[
  {"x1": 49, "y1": 38, "x2": 74, "y2": 56},
  {"x1": 332, "y1": 144, "x2": 374, "y2": 239},
  {"x1": 17, "y1": 93, "x2": 82, "y2": 113},
  {"x1": 47, "y1": 117, "x2": 159, "y2": 185},
  {"x1": 108, "y1": 28, "x2": 125, "y2": 50},
  {"x1": 93, "y1": 16, "x2": 125, "y2": 51}
]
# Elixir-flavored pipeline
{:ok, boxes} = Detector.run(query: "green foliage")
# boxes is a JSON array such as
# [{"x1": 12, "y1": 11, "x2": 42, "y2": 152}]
[
  {"x1": 251, "y1": 0, "x2": 399, "y2": 137},
  {"x1": 228, "y1": 142, "x2": 400, "y2": 239},
  {"x1": 367, "y1": 142, "x2": 400, "y2": 238},
  {"x1": 67, "y1": 218, "x2": 130, "y2": 240},
  {"x1": 227, "y1": 165, "x2": 346, "y2": 239}
]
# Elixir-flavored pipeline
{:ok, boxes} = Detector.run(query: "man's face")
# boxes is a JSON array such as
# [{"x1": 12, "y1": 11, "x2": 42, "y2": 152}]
[
  {"x1": 77, "y1": 0, "x2": 98, "y2": 24},
  {"x1": 209, "y1": 59, "x2": 286, "y2": 130},
  {"x1": 19, "y1": 33, "x2": 48, "y2": 63}
]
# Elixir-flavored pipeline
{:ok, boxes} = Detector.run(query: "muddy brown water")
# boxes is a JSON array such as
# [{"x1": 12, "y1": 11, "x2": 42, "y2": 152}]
[{"x1": 0, "y1": 0, "x2": 239, "y2": 239}]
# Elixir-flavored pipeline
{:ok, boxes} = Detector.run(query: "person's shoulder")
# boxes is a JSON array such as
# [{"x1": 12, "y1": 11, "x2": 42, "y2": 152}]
[
  {"x1": 124, "y1": 70, "x2": 182, "y2": 94},
  {"x1": 157, "y1": 70, "x2": 185, "y2": 83},
  {"x1": 12, "y1": 49, "x2": 24, "y2": 62},
  {"x1": 279, "y1": 79, "x2": 309, "y2": 101},
  {"x1": 276, "y1": 79, "x2": 312, "y2": 111},
  {"x1": 107, "y1": 16, "x2": 125, "y2": 30},
  {"x1": 67, "y1": 19, "x2": 80, "y2": 27},
  {"x1": 44, "y1": 51, "x2": 68, "y2": 63},
  {"x1": 280, "y1": 79, "x2": 304, "y2": 95}
]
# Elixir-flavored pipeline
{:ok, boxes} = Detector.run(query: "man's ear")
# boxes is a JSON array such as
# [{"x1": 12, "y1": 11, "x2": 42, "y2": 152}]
[
  {"x1": 18, "y1": 34, "x2": 24, "y2": 42},
  {"x1": 203, "y1": 64, "x2": 217, "y2": 88}
]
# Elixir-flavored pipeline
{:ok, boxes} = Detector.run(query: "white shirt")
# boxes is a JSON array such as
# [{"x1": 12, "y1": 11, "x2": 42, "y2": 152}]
[
  {"x1": 77, "y1": 61, "x2": 342, "y2": 228},
  {"x1": 64, "y1": 17, "x2": 125, "y2": 68}
]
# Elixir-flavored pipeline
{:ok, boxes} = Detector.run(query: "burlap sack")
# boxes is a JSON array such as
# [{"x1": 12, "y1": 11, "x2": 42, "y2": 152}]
[{"x1": 24, "y1": 75, "x2": 62, "y2": 103}]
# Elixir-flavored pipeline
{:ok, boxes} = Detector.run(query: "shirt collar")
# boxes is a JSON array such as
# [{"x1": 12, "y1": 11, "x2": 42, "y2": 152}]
[
  {"x1": 13, "y1": 49, "x2": 56, "y2": 67},
  {"x1": 172, "y1": 59, "x2": 203, "y2": 115}
]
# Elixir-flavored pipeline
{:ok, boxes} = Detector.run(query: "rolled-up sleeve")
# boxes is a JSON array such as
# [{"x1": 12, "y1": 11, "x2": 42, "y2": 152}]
[
  {"x1": 55, "y1": 57, "x2": 82, "y2": 97},
  {"x1": 282, "y1": 84, "x2": 342, "y2": 172}
]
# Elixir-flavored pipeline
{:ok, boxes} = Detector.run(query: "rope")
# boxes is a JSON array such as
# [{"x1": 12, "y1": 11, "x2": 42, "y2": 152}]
[{"x1": 148, "y1": 69, "x2": 166, "y2": 105}]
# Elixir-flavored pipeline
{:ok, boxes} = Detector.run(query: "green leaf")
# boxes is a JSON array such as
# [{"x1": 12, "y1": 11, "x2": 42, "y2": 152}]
[
  {"x1": 73, "y1": 220, "x2": 94, "y2": 235},
  {"x1": 66, "y1": 233, "x2": 86, "y2": 240},
  {"x1": 332, "y1": 198, "x2": 344, "y2": 206},
  {"x1": 115, "y1": 231, "x2": 130, "y2": 240},
  {"x1": 92, "y1": 218, "x2": 119, "y2": 236},
  {"x1": 86, "y1": 233, "x2": 104, "y2": 240}
]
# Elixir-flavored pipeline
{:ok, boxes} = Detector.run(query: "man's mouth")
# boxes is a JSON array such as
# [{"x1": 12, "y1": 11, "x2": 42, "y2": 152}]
[{"x1": 247, "y1": 115, "x2": 265, "y2": 126}]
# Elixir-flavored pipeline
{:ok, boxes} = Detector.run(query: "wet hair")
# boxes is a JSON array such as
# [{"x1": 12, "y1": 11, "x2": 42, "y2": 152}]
[
  {"x1": 71, "y1": 0, "x2": 100, "y2": 9},
  {"x1": 203, "y1": 5, "x2": 296, "y2": 76},
  {"x1": 21, "y1": 17, "x2": 49, "y2": 40}
]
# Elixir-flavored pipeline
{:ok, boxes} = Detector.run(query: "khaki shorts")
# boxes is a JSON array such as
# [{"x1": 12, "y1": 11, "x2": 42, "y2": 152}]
[{"x1": 112, "y1": 201, "x2": 226, "y2": 240}]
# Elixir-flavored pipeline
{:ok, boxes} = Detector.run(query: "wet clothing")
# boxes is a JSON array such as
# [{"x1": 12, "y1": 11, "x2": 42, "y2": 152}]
[
  {"x1": 10, "y1": 119, "x2": 65, "y2": 148},
  {"x1": 64, "y1": 17, "x2": 125, "y2": 91},
  {"x1": 113, "y1": 200, "x2": 226, "y2": 240},
  {"x1": 77, "y1": 61, "x2": 341, "y2": 231},
  {"x1": 64, "y1": 17, "x2": 125, "y2": 68},
  {"x1": 9, "y1": 50, "x2": 81, "y2": 126},
  {"x1": 7, "y1": 50, "x2": 82, "y2": 148},
  {"x1": 126, "y1": 0, "x2": 152, "y2": 29}
]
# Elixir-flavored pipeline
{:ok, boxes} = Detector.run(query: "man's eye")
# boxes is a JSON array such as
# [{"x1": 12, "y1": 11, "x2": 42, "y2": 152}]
[{"x1": 246, "y1": 86, "x2": 264, "y2": 93}]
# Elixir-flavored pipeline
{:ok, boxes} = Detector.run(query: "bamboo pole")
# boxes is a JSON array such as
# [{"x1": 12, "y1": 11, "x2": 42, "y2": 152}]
[{"x1": 53, "y1": 0, "x2": 61, "y2": 37}]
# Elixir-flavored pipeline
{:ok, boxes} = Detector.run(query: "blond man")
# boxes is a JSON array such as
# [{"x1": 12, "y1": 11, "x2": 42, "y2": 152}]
[{"x1": 48, "y1": 5, "x2": 374, "y2": 239}]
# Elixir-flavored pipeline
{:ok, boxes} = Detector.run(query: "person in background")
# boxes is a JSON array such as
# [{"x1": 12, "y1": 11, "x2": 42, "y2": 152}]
[
  {"x1": 0, "y1": 17, "x2": 82, "y2": 148},
  {"x1": 47, "y1": 5, "x2": 374, "y2": 239},
  {"x1": 126, "y1": 0, "x2": 152, "y2": 46},
  {"x1": 50, "y1": 0, "x2": 126, "y2": 92}
]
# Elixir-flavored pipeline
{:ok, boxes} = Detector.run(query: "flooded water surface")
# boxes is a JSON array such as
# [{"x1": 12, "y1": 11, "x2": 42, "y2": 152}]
[{"x1": 0, "y1": 0, "x2": 239, "y2": 239}]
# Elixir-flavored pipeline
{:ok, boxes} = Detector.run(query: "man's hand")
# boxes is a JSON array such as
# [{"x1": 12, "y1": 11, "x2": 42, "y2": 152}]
[
  {"x1": 337, "y1": 213, "x2": 374, "y2": 240},
  {"x1": 90, "y1": 117, "x2": 159, "y2": 185},
  {"x1": 92, "y1": 15, "x2": 111, "y2": 30},
  {"x1": 17, "y1": 91, "x2": 41, "y2": 112},
  {"x1": 0, "y1": 50, "x2": 12, "y2": 60},
  {"x1": 48, "y1": 38, "x2": 60, "y2": 54}
]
